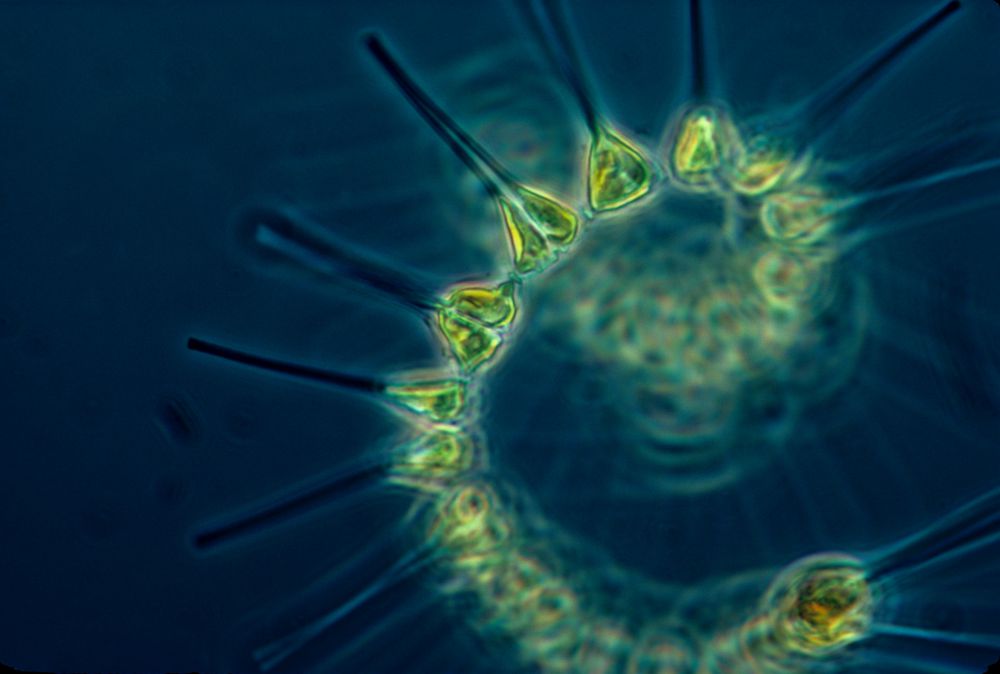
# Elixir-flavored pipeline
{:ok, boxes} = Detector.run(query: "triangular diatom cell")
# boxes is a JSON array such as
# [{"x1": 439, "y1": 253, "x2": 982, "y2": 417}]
[
  {"x1": 671, "y1": 110, "x2": 721, "y2": 189},
  {"x1": 436, "y1": 311, "x2": 503, "y2": 371},
  {"x1": 515, "y1": 186, "x2": 580, "y2": 246},
  {"x1": 499, "y1": 197, "x2": 556, "y2": 274},
  {"x1": 384, "y1": 377, "x2": 467, "y2": 421},
  {"x1": 588, "y1": 126, "x2": 653, "y2": 211},
  {"x1": 444, "y1": 281, "x2": 517, "y2": 329}
]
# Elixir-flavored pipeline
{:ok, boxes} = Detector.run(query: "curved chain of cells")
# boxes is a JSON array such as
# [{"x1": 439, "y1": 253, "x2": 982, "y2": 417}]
[
  {"x1": 361, "y1": 27, "x2": 884, "y2": 672},
  {"x1": 187, "y1": 2, "x2": 1000, "y2": 671}
]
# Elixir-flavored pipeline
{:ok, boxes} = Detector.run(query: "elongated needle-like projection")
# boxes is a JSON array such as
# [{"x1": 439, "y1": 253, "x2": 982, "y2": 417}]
[
  {"x1": 233, "y1": 202, "x2": 521, "y2": 371},
  {"x1": 233, "y1": 204, "x2": 441, "y2": 312},
  {"x1": 791, "y1": 0, "x2": 962, "y2": 146},
  {"x1": 687, "y1": 0, "x2": 709, "y2": 100},
  {"x1": 364, "y1": 32, "x2": 580, "y2": 277},
  {"x1": 187, "y1": 337, "x2": 467, "y2": 423},
  {"x1": 871, "y1": 623, "x2": 1000, "y2": 654},
  {"x1": 856, "y1": 623, "x2": 1000, "y2": 674},
  {"x1": 190, "y1": 424, "x2": 481, "y2": 551},
  {"x1": 833, "y1": 156, "x2": 1000, "y2": 216},
  {"x1": 305, "y1": 592, "x2": 440, "y2": 674},
  {"x1": 518, "y1": 0, "x2": 653, "y2": 211},
  {"x1": 863, "y1": 485, "x2": 1000, "y2": 586},
  {"x1": 190, "y1": 458, "x2": 389, "y2": 552},
  {"x1": 253, "y1": 545, "x2": 437, "y2": 672}
]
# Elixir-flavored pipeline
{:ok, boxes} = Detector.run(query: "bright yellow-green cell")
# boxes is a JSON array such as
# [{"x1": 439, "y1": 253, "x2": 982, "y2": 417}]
[
  {"x1": 384, "y1": 376, "x2": 466, "y2": 421},
  {"x1": 761, "y1": 185, "x2": 835, "y2": 244},
  {"x1": 516, "y1": 185, "x2": 580, "y2": 246},
  {"x1": 767, "y1": 555, "x2": 873, "y2": 656},
  {"x1": 499, "y1": 196, "x2": 557, "y2": 274},
  {"x1": 444, "y1": 280, "x2": 517, "y2": 329},
  {"x1": 436, "y1": 310, "x2": 503, "y2": 371},
  {"x1": 389, "y1": 426, "x2": 477, "y2": 490},
  {"x1": 589, "y1": 126, "x2": 653, "y2": 211},
  {"x1": 671, "y1": 111, "x2": 721, "y2": 188}
]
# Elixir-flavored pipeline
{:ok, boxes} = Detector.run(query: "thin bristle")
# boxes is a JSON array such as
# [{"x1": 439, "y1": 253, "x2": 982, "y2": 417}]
[
  {"x1": 803, "y1": 0, "x2": 961, "y2": 134},
  {"x1": 689, "y1": 0, "x2": 708, "y2": 98},
  {"x1": 191, "y1": 460, "x2": 389, "y2": 551},
  {"x1": 235, "y1": 205, "x2": 439, "y2": 312},
  {"x1": 188, "y1": 337, "x2": 386, "y2": 394},
  {"x1": 518, "y1": 0, "x2": 601, "y2": 132},
  {"x1": 363, "y1": 32, "x2": 518, "y2": 194}
]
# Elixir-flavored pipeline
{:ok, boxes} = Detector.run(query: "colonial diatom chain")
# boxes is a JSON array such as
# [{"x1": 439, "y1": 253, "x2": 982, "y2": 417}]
[{"x1": 187, "y1": 1, "x2": 1000, "y2": 672}]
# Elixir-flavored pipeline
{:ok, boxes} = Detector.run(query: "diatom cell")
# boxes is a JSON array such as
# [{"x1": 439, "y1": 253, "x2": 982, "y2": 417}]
[{"x1": 5, "y1": 1, "x2": 1000, "y2": 673}]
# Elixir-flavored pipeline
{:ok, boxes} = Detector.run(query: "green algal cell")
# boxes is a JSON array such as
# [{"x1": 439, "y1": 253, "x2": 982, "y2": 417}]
[
  {"x1": 499, "y1": 196, "x2": 556, "y2": 275},
  {"x1": 390, "y1": 425, "x2": 478, "y2": 488},
  {"x1": 444, "y1": 280, "x2": 517, "y2": 329},
  {"x1": 515, "y1": 185, "x2": 580, "y2": 247},
  {"x1": 671, "y1": 110, "x2": 721, "y2": 188},
  {"x1": 437, "y1": 310, "x2": 503, "y2": 371},
  {"x1": 384, "y1": 376, "x2": 467, "y2": 421},
  {"x1": 588, "y1": 126, "x2": 653, "y2": 212}
]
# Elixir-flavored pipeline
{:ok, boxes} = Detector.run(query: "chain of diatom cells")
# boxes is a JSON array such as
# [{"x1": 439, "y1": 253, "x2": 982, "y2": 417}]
[{"x1": 360, "y1": 27, "x2": 875, "y2": 673}]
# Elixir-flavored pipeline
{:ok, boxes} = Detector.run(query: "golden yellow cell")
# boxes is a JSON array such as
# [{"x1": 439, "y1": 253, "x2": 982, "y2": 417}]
[
  {"x1": 436, "y1": 310, "x2": 503, "y2": 371},
  {"x1": 760, "y1": 185, "x2": 835, "y2": 245},
  {"x1": 499, "y1": 196, "x2": 557, "y2": 274},
  {"x1": 516, "y1": 185, "x2": 581, "y2": 246},
  {"x1": 765, "y1": 554, "x2": 873, "y2": 656},
  {"x1": 384, "y1": 376, "x2": 466, "y2": 421},
  {"x1": 589, "y1": 126, "x2": 653, "y2": 211},
  {"x1": 670, "y1": 108, "x2": 728, "y2": 191},
  {"x1": 674, "y1": 115, "x2": 717, "y2": 172},
  {"x1": 444, "y1": 280, "x2": 517, "y2": 329},
  {"x1": 389, "y1": 426, "x2": 478, "y2": 489}
]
